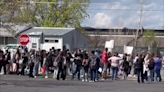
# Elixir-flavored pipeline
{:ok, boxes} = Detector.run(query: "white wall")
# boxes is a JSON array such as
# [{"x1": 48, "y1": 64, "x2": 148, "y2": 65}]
[
  {"x1": 42, "y1": 37, "x2": 63, "y2": 51},
  {"x1": 27, "y1": 37, "x2": 40, "y2": 51},
  {"x1": 27, "y1": 36, "x2": 63, "y2": 51}
]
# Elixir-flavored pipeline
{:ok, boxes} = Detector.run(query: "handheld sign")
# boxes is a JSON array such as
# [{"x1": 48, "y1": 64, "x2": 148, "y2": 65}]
[
  {"x1": 105, "y1": 40, "x2": 114, "y2": 52},
  {"x1": 124, "y1": 45, "x2": 133, "y2": 55}
]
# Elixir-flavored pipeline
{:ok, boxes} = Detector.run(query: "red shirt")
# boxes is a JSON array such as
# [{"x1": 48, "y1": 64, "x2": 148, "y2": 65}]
[{"x1": 101, "y1": 50, "x2": 108, "y2": 64}]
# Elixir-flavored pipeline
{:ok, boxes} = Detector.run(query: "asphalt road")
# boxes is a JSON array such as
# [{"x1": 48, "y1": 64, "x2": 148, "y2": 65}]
[{"x1": 0, "y1": 74, "x2": 164, "y2": 92}]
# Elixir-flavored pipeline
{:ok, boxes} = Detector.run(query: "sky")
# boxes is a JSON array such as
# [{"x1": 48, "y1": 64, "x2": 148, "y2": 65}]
[{"x1": 81, "y1": 0, "x2": 164, "y2": 29}]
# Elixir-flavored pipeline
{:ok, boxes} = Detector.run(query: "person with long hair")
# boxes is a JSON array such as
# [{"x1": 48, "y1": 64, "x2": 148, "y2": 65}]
[
  {"x1": 82, "y1": 52, "x2": 89, "y2": 82},
  {"x1": 33, "y1": 51, "x2": 40, "y2": 78},
  {"x1": 101, "y1": 48, "x2": 108, "y2": 80},
  {"x1": 56, "y1": 51, "x2": 66, "y2": 80},
  {"x1": 28, "y1": 50, "x2": 35, "y2": 78},
  {"x1": 122, "y1": 54, "x2": 129, "y2": 80},
  {"x1": 15, "y1": 48, "x2": 21, "y2": 75}
]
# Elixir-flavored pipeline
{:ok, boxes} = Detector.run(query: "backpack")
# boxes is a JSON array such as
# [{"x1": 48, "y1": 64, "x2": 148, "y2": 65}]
[{"x1": 90, "y1": 56, "x2": 97, "y2": 69}]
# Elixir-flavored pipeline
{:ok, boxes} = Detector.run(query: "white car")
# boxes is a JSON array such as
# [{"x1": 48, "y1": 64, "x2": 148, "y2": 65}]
[{"x1": 3, "y1": 44, "x2": 19, "y2": 52}]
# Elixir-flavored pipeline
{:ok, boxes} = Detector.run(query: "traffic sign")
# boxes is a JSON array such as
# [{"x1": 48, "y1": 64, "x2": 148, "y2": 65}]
[{"x1": 19, "y1": 34, "x2": 29, "y2": 46}]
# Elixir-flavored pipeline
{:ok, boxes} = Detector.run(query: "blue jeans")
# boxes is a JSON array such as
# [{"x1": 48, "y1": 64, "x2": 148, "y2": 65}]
[
  {"x1": 136, "y1": 68, "x2": 144, "y2": 83},
  {"x1": 149, "y1": 69, "x2": 154, "y2": 82},
  {"x1": 111, "y1": 66, "x2": 118, "y2": 80},
  {"x1": 72, "y1": 66, "x2": 81, "y2": 80},
  {"x1": 155, "y1": 69, "x2": 162, "y2": 82},
  {"x1": 33, "y1": 63, "x2": 39, "y2": 76},
  {"x1": 95, "y1": 68, "x2": 99, "y2": 80},
  {"x1": 90, "y1": 68, "x2": 96, "y2": 81},
  {"x1": 53, "y1": 68, "x2": 58, "y2": 78},
  {"x1": 83, "y1": 67, "x2": 89, "y2": 80},
  {"x1": 143, "y1": 71, "x2": 148, "y2": 81}
]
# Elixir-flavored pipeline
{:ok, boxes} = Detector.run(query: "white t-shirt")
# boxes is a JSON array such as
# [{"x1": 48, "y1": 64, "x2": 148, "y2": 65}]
[{"x1": 108, "y1": 56, "x2": 121, "y2": 67}]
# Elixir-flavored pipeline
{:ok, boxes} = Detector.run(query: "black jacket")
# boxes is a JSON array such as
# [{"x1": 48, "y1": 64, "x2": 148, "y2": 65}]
[{"x1": 135, "y1": 58, "x2": 144, "y2": 69}]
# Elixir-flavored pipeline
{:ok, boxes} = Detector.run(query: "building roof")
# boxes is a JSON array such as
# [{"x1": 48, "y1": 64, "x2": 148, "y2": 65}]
[{"x1": 17, "y1": 27, "x2": 75, "y2": 37}]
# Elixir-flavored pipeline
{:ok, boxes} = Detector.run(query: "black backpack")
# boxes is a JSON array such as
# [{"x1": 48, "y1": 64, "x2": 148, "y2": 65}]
[{"x1": 90, "y1": 55, "x2": 97, "y2": 69}]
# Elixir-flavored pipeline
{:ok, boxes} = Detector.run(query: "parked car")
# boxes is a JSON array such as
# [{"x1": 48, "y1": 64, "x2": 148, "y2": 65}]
[{"x1": 2, "y1": 44, "x2": 19, "y2": 52}]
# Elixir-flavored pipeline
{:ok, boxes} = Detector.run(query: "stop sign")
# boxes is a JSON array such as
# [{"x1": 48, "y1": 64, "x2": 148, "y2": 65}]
[{"x1": 19, "y1": 34, "x2": 29, "y2": 46}]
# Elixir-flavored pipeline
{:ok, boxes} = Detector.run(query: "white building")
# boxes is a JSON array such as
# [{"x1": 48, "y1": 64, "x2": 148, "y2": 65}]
[{"x1": 16, "y1": 27, "x2": 89, "y2": 51}]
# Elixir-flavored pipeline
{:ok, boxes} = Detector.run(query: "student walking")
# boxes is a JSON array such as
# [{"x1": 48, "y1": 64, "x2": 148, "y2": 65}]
[
  {"x1": 56, "y1": 52, "x2": 65, "y2": 80},
  {"x1": 135, "y1": 54, "x2": 144, "y2": 83},
  {"x1": 82, "y1": 53, "x2": 89, "y2": 82},
  {"x1": 89, "y1": 51, "x2": 97, "y2": 82},
  {"x1": 108, "y1": 53, "x2": 121, "y2": 80},
  {"x1": 122, "y1": 54, "x2": 129, "y2": 80},
  {"x1": 148, "y1": 56, "x2": 155, "y2": 82},
  {"x1": 154, "y1": 55, "x2": 162, "y2": 82},
  {"x1": 143, "y1": 53, "x2": 150, "y2": 82},
  {"x1": 101, "y1": 48, "x2": 108, "y2": 80},
  {"x1": 72, "y1": 50, "x2": 82, "y2": 80}
]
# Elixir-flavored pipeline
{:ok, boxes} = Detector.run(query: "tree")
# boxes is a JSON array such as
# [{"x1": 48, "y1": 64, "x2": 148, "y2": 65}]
[
  {"x1": 0, "y1": 0, "x2": 90, "y2": 35},
  {"x1": 0, "y1": 0, "x2": 23, "y2": 35},
  {"x1": 143, "y1": 30, "x2": 156, "y2": 52}
]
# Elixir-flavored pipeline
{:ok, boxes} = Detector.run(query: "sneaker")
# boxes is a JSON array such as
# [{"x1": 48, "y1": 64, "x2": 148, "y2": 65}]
[
  {"x1": 34, "y1": 76, "x2": 37, "y2": 78},
  {"x1": 101, "y1": 78, "x2": 105, "y2": 81},
  {"x1": 89, "y1": 80, "x2": 94, "y2": 82},
  {"x1": 45, "y1": 76, "x2": 48, "y2": 79},
  {"x1": 85, "y1": 79, "x2": 88, "y2": 82},
  {"x1": 82, "y1": 79, "x2": 85, "y2": 82}
]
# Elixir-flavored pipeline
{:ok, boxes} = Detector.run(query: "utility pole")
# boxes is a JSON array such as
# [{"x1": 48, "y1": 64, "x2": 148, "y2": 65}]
[
  {"x1": 134, "y1": 0, "x2": 144, "y2": 52},
  {"x1": 139, "y1": 0, "x2": 144, "y2": 34}
]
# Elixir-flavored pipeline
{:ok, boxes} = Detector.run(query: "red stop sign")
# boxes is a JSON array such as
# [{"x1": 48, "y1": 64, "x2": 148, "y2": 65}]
[{"x1": 19, "y1": 34, "x2": 29, "y2": 46}]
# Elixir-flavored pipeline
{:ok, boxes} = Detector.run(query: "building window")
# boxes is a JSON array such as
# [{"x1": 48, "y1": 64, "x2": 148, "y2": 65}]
[
  {"x1": 55, "y1": 40, "x2": 58, "y2": 43},
  {"x1": 32, "y1": 43, "x2": 37, "y2": 48},
  {"x1": 44, "y1": 39, "x2": 59, "y2": 43},
  {"x1": 45, "y1": 39, "x2": 49, "y2": 42}
]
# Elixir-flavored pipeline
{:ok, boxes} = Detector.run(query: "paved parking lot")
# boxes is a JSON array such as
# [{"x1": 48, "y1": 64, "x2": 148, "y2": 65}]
[{"x1": 0, "y1": 74, "x2": 164, "y2": 92}]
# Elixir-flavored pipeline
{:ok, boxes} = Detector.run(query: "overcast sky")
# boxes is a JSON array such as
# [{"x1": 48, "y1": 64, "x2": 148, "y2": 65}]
[{"x1": 81, "y1": 0, "x2": 164, "y2": 29}]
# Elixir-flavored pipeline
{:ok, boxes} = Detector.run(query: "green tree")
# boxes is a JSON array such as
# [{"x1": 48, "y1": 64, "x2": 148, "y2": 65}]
[
  {"x1": 143, "y1": 30, "x2": 156, "y2": 52},
  {"x1": 0, "y1": 0, "x2": 90, "y2": 35},
  {"x1": 0, "y1": 0, "x2": 23, "y2": 34}
]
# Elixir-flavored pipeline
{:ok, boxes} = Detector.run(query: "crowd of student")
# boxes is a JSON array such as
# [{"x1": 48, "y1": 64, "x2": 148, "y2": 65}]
[{"x1": 0, "y1": 46, "x2": 163, "y2": 83}]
